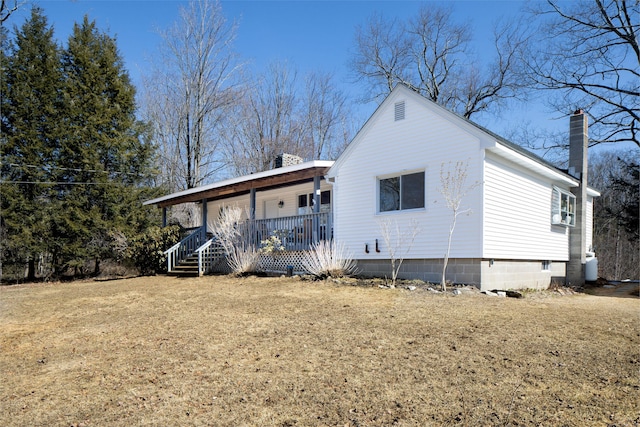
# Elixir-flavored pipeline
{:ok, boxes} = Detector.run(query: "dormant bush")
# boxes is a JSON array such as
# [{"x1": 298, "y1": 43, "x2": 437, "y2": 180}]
[
  {"x1": 302, "y1": 240, "x2": 358, "y2": 279},
  {"x1": 208, "y1": 206, "x2": 260, "y2": 275}
]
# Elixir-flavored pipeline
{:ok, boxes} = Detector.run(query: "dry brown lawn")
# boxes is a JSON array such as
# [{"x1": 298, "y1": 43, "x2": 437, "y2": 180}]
[{"x1": 1, "y1": 275, "x2": 638, "y2": 426}]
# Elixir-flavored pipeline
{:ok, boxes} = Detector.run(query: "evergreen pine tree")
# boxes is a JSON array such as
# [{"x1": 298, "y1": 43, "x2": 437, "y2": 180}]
[
  {"x1": 57, "y1": 16, "x2": 156, "y2": 274},
  {"x1": 0, "y1": 8, "x2": 63, "y2": 280}
]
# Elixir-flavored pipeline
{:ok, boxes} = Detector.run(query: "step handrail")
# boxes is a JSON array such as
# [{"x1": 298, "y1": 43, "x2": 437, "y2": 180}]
[
  {"x1": 164, "y1": 226, "x2": 207, "y2": 272},
  {"x1": 194, "y1": 237, "x2": 223, "y2": 276}
]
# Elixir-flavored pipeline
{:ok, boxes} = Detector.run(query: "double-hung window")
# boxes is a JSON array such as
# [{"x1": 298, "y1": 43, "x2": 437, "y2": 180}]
[
  {"x1": 551, "y1": 187, "x2": 576, "y2": 226},
  {"x1": 378, "y1": 171, "x2": 425, "y2": 212}
]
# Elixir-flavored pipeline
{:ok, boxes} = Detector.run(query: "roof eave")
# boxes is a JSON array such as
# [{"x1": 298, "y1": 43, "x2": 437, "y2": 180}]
[{"x1": 144, "y1": 160, "x2": 335, "y2": 208}]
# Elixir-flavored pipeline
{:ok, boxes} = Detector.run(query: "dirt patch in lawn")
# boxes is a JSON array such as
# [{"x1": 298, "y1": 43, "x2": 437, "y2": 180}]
[{"x1": 1, "y1": 275, "x2": 638, "y2": 426}]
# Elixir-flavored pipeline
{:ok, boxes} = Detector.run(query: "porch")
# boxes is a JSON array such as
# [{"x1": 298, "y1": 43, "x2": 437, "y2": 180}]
[
  {"x1": 165, "y1": 211, "x2": 332, "y2": 276},
  {"x1": 144, "y1": 160, "x2": 335, "y2": 276},
  {"x1": 239, "y1": 211, "x2": 332, "y2": 251}
]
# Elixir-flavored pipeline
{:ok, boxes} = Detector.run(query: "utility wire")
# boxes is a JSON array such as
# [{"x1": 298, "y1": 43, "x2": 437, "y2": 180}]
[
  {"x1": 1, "y1": 162, "x2": 142, "y2": 177},
  {"x1": 0, "y1": 180, "x2": 127, "y2": 185}
]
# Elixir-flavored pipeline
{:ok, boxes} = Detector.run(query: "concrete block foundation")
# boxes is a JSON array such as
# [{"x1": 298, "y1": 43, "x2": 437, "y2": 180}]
[{"x1": 355, "y1": 258, "x2": 566, "y2": 291}]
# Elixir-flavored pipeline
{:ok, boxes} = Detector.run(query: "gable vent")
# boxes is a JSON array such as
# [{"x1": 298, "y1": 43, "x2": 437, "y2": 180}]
[{"x1": 394, "y1": 101, "x2": 405, "y2": 121}]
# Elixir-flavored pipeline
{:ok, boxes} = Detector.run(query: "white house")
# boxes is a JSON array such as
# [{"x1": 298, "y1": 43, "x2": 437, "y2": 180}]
[
  {"x1": 325, "y1": 84, "x2": 599, "y2": 290},
  {"x1": 145, "y1": 84, "x2": 599, "y2": 290}
]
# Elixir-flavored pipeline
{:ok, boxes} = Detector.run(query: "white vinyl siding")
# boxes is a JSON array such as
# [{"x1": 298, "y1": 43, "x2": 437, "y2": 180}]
[
  {"x1": 394, "y1": 101, "x2": 405, "y2": 121},
  {"x1": 483, "y1": 152, "x2": 569, "y2": 260},
  {"x1": 331, "y1": 89, "x2": 484, "y2": 260}
]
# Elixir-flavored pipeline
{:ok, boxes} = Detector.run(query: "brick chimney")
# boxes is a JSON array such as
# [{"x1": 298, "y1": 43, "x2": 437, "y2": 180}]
[{"x1": 567, "y1": 110, "x2": 588, "y2": 286}]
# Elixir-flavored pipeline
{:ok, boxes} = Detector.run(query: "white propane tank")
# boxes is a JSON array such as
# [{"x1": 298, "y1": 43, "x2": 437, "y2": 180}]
[{"x1": 585, "y1": 252, "x2": 598, "y2": 282}]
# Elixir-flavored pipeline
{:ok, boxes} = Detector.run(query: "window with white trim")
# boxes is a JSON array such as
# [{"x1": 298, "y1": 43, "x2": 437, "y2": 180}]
[
  {"x1": 298, "y1": 190, "x2": 331, "y2": 215},
  {"x1": 542, "y1": 260, "x2": 551, "y2": 271},
  {"x1": 379, "y1": 171, "x2": 425, "y2": 212},
  {"x1": 551, "y1": 187, "x2": 576, "y2": 226}
]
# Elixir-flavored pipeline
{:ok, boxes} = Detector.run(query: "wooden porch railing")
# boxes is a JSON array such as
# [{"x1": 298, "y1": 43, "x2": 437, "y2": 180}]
[
  {"x1": 164, "y1": 225, "x2": 209, "y2": 272},
  {"x1": 239, "y1": 212, "x2": 332, "y2": 251},
  {"x1": 164, "y1": 212, "x2": 332, "y2": 275},
  {"x1": 195, "y1": 238, "x2": 225, "y2": 276}
]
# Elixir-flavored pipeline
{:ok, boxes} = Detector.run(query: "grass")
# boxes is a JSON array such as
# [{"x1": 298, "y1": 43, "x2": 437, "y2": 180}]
[{"x1": 1, "y1": 275, "x2": 638, "y2": 426}]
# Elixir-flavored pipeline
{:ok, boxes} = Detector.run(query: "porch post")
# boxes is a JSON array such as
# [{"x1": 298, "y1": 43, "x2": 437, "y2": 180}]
[
  {"x1": 313, "y1": 175, "x2": 321, "y2": 243},
  {"x1": 313, "y1": 176, "x2": 321, "y2": 214},
  {"x1": 250, "y1": 188, "x2": 256, "y2": 220},
  {"x1": 162, "y1": 207, "x2": 167, "y2": 227},
  {"x1": 202, "y1": 199, "x2": 208, "y2": 233}
]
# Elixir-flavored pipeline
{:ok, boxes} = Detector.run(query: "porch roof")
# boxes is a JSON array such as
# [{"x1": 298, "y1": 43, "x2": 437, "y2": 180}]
[{"x1": 144, "y1": 160, "x2": 335, "y2": 208}]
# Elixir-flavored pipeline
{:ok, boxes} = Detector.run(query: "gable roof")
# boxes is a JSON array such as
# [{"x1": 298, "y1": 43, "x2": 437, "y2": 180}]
[
  {"x1": 328, "y1": 84, "x2": 599, "y2": 195},
  {"x1": 145, "y1": 160, "x2": 334, "y2": 208}
]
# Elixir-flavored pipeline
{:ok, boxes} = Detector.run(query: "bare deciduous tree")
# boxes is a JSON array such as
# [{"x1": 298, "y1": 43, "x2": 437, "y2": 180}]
[
  {"x1": 438, "y1": 160, "x2": 478, "y2": 291},
  {"x1": 222, "y1": 61, "x2": 303, "y2": 176},
  {"x1": 223, "y1": 63, "x2": 353, "y2": 175},
  {"x1": 143, "y1": 0, "x2": 243, "y2": 191},
  {"x1": 351, "y1": 12, "x2": 410, "y2": 101},
  {"x1": 377, "y1": 217, "x2": 421, "y2": 288},
  {"x1": 301, "y1": 71, "x2": 351, "y2": 160},
  {"x1": 589, "y1": 150, "x2": 639, "y2": 280},
  {"x1": 1, "y1": 0, "x2": 26, "y2": 23},
  {"x1": 350, "y1": 5, "x2": 527, "y2": 118},
  {"x1": 523, "y1": 0, "x2": 639, "y2": 147}
]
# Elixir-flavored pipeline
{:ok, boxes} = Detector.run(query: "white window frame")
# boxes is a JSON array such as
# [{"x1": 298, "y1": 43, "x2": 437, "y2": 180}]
[
  {"x1": 551, "y1": 186, "x2": 576, "y2": 227},
  {"x1": 377, "y1": 170, "x2": 426, "y2": 214},
  {"x1": 297, "y1": 190, "x2": 331, "y2": 215},
  {"x1": 542, "y1": 260, "x2": 551, "y2": 271}
]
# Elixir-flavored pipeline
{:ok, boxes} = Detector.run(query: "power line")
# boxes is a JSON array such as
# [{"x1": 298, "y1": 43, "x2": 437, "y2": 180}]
[
  {"x1": 1, "y1": 162, "x2": 142, "y2": 177},
  {"x1": 0, "y1": 180, "x2": 129, "y2": 186}
]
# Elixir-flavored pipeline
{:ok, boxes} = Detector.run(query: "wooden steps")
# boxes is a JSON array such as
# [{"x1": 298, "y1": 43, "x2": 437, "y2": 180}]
[
  {"x1": 168, "y1": 254, "x2": 201, "y2": 277},
  {"x1": 168, "y1": 245, "x2": 226, "y2": 277}
]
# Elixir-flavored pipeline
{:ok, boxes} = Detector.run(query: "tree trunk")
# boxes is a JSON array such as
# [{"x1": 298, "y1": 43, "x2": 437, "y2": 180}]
[{"x1": 27, "y1": 256, "x2": 36, "y2": 281}]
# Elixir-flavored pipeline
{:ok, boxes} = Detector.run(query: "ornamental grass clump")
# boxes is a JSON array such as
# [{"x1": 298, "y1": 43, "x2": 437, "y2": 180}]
[
  {"x1": 302, "y1": 240, "x2": 358, "y2": 278},
  {"x1": 208, "y1": 206, "x2": 260, "y2": 275},
  {"x1": 226, "y1": 245, "x2": 260, "y2": 276}
]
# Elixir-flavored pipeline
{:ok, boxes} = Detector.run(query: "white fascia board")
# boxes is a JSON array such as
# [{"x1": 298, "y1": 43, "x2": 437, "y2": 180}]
[
  {"x1": 587, "y1": 187, "x2": 601, "y2": 197},
  {"x1": 144, "y1": 160, "x2": 335, "y2": 206},
  {"x1": 489, "y1": 142, "x2": 578, "y2": 187}
]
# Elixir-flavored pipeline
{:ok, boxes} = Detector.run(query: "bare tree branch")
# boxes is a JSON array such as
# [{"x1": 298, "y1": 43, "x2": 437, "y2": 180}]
[
  {"x1": 142, "y1": 0, "x2": 244, "y2": 191},
  {"x1": 523, "y1": 0, "x2": 639, "y2": 146},
  {"x1": 1, "y1": 0, "x2": 26, "y2": 24},
  {"x1": 349, "y1": 4, "x2": 527, "y2": 118}
]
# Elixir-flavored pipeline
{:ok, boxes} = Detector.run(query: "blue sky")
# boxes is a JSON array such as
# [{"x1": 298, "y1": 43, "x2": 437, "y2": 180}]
[{"x1": 9, "y1": 0, "x2": 570, "y2": 153}]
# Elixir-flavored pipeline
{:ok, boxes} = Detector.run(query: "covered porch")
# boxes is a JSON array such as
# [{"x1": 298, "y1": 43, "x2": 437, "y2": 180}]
[{"x1": 144, "y1": 160, "x2": 334, "y2": 276}]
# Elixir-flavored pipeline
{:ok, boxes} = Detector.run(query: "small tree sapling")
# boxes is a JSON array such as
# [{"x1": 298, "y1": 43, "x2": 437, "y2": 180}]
[{"x1": 438, "y1": 160, "x2": 478, "y2": 291}]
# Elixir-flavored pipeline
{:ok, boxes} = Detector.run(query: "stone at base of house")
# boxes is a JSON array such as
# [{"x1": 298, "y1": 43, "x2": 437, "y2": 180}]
[{"x1": 355, "y1": 258, "x2": 567, "y2": 292}]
